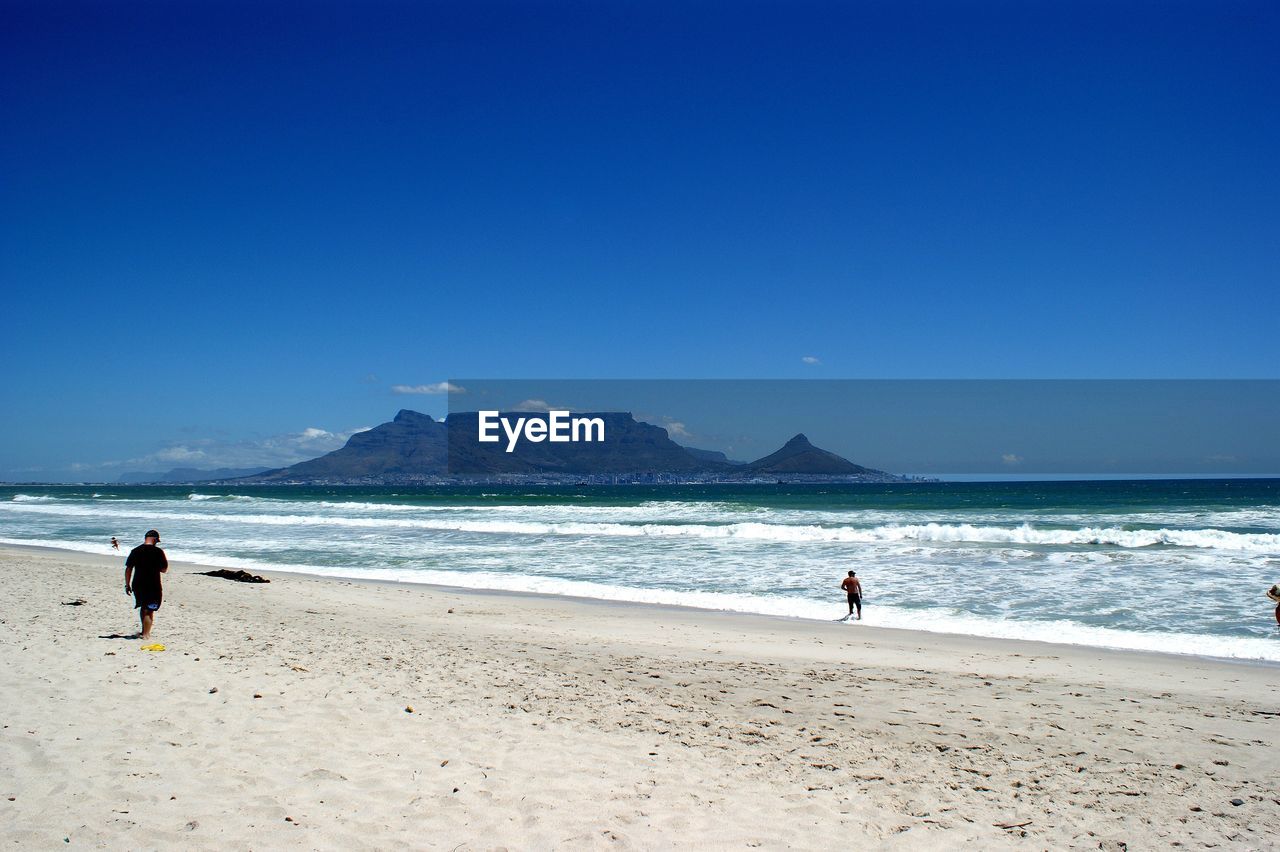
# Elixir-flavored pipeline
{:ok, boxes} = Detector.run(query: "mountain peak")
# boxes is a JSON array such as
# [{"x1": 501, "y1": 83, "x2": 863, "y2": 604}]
[
  {"x1": 393, "y1": 409, "x2": 434, "y2": 424},
  {"x1": 743, "y1": 432, "x2": 876, "y2": 475}
]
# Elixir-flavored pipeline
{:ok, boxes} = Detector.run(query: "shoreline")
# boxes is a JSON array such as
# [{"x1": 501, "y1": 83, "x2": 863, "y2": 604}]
[
  {"x1": 10, "y1": 540, "x2": 1278, "y2": 670},
  {"x1": 3, "y1": 542, "x2": 1277, "y2": 847}
]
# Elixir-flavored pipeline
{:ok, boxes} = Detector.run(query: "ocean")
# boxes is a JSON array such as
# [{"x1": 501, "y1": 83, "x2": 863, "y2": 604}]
[{"x1": 3, "y1": 480, "x2": 1278, "y2": 661}]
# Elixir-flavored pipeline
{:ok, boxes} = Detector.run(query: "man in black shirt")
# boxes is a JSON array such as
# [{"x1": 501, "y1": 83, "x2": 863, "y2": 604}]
[{"x1": 125, "y1": 529, "x2": 168, "y2": 639}]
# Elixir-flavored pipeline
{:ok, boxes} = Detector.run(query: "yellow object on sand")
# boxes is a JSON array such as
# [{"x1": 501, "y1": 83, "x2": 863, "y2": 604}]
[{"x1": 140, "y1": 643, "x2": 166, "y2": 652}]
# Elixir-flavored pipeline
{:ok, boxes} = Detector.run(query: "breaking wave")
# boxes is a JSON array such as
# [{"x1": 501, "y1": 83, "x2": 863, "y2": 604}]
[{"x1": 3, "y1": 498, "x2": 1278, "y2": 552}]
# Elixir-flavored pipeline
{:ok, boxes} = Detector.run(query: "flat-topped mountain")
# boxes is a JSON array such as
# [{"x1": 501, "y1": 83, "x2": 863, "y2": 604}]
[
  {"x1": 252, "y1": 410, "x2": 446, "y2": 480},
  {"x1": 445, "y1": 411, "x2": 713, "y2": 474},
  {"x1": 238, "y1": 410, "x2": 902, "y2": 483}
]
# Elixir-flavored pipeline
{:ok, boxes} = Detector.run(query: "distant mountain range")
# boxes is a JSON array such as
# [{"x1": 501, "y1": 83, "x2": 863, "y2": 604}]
[
  {"x1": 118, "y1": 466, "x2": 271, "y2": 484},
  {"x1": 227, "y1": 409, "x2": 911, "y2": 484}
]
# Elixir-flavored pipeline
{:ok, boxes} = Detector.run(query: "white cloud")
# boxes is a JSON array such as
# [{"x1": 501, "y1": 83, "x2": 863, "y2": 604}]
[
  {"x1": 664, "y1": 421, "x2": 693, "y2": 440},
  {"x1": 652, "y1": 416, "x2": 693, "y2": 440},
  {"x1": 152, "y1": 446, "x2": 209, "y2": 463},
  {"x1": 12, "y1": 424, "x2": 380, "y2": 481},
  {"x1": 1002, "y1": 453, "x2": 1023, "y2": 466},
  {"x1": 801, "y1": 355, "x2": 821, "y2": 365},
  {"x1": 95, "y1": 425, "x2": 374, "y2": 473},
  {"x1": 513, "y1": 398, "x2": 554, "y2": 412},
  {"x1": 294, "y1": 426, "x2": 372, "y2": 445},
  {"x1": 391, "y1": 382, "x2": 466, "y2": 395},
  {"x1": 634, "y1": 413, "x2": 696, "y2": 442}
]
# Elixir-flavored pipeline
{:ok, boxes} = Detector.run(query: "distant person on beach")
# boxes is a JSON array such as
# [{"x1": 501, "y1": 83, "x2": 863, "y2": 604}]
[
  {"x1": 841, "y1": 571, "x2": 862, "y2": 620},
  {"x1": 125, "y1": 530, "x2": 168, "y2": 640},
  {"x1": 110, "y1": 536, "x2": 119, "y2": 551},
  {"x1": 1268, "y1": 585, "x2": 1280, "y2": 626}
]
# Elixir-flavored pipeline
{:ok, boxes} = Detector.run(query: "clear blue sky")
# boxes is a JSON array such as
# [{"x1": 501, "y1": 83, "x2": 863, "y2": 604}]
[{"x1": 1, "y1": 1, "x2": 1277, "y2": 480}]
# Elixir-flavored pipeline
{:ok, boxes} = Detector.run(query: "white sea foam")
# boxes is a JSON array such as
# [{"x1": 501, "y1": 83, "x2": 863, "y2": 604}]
[
  {"x1": 5, "y1": 499, "x2": 1278, "y2": 552},
  {"x1": 18, "y1": 536, "x2": 1268, "y2": 662},
  {"x1": 0, "y1": 537, "x2": 121, "y2": 556},
  {"x1": 4, "y1": 486, "x2": 1278, "y2": 664}
]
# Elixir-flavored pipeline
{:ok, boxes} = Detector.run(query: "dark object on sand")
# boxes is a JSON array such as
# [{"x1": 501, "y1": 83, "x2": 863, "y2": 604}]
[
  {"x1": 199, "y1": 569, "x2": 270, "y2": 584},
  {"x1": 62, "y1": 599, "x2": 87, "y2": 606}
]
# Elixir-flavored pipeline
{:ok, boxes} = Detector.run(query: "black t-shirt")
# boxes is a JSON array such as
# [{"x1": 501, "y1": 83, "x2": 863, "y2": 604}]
[{"x1": 126, "y1": 544, "x2": 168, "y2": 599}]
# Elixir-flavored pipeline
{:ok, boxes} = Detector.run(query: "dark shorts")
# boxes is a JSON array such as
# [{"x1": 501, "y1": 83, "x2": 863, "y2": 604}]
[
  {"x1": 134, "y1": 591, "x2": 162, "y2": 611},
  {"x1": 847, "y1": 593, "x2": 861, "y2": 606}
]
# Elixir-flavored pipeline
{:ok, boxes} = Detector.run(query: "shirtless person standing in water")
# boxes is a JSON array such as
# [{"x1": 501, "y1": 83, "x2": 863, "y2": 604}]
[{"x1": 841, "y1": 570, "x2": 862, "y2": 620}]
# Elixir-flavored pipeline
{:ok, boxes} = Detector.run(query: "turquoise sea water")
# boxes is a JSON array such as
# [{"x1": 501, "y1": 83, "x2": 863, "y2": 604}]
[{"x1": 3, "y1": 480, "x2": 1278, "y2": 660}]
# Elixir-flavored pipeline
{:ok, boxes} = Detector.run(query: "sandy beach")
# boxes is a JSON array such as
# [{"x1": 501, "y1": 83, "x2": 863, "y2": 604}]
[{"x1": 1, "y1": 544, "x2": 1276, "y2": 849}]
